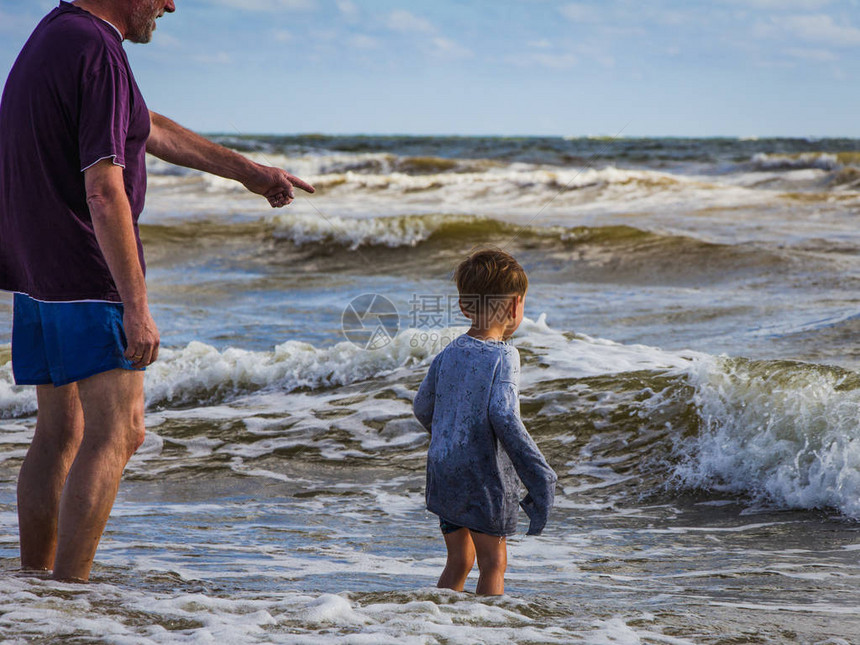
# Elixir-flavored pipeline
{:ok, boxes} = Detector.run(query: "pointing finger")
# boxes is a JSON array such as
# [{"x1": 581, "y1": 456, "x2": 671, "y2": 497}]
[{"x1": 289, "y1": 175, "x2": 315, "y2": 194}]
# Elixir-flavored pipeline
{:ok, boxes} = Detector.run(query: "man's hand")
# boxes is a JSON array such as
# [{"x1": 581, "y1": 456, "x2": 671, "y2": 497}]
[
  {"x1": 242, "y1": 163, "x2": 316, "y2": 208},
  {"x1": 122, "y1": 305, "x2": 160, "y2": 368}
]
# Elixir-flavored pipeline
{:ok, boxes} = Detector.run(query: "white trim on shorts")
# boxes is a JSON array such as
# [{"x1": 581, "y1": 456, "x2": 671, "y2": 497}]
[{"x1": 12, "y1": 291, "x2": 119, "y2": 305}]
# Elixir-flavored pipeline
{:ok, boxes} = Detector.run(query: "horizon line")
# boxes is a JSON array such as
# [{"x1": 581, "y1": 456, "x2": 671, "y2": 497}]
[{"x1": 202, "y1": 131, "x2": 859, "y2": 141}]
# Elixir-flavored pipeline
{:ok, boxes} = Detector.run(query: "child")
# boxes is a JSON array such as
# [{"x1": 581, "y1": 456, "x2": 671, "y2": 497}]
[{"x1": 413, "y1": 248, "x2": 557, "y2": 596}]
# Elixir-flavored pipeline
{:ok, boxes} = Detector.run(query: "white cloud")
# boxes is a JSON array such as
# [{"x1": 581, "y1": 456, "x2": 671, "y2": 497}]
[
  {"x1": 153, "y1": 32, "x2": 181, "y2": 48},
  {"x1": 272, "y1": 29, "x2": 293, "y2": 43},
  {"x1": 337, "y1": 0, "x2": 358, "y2": 18},
  {"x1": 386, "y1": 10, "x2": 435, "y2": 34},
  {"x1": 774, "y1": 14, "x2": 860, "y2": 46},
  {"x1": 559, "y1": 3, "x2": 603, "y2": 23},
  {"x1": 724, "y1": 0, "x2": 832, "y2": 9},
  {"x1": 577, "y1": 45, "x2": 615, "y2": 67},
  {"x1": 652, "y1": 10, "x2": 687, "y2": 25},
  {"x1": 784, "y1": 46, "x2": 839, "y2": 60},
  {"x1": 430, "y1": 37, "x2": 473, "y2": 59},
  {"x1": 209, "y1": 0, "x2": 316, "y2": 12},
  {"x1": 752, "y1": 20, "x2": 779, "y2": 38},
  {"x1": 348, "y1": 34, "x2": 380, "y2": 50},
  {"x1": 0, "y1": 7, "x2": 43, "y2": 32},
  {"x1": 529, "y1": 39, "x2": 553, "y2": 49},
  {"x1": 518, "y1": 52, "x2": 579, "y2": 69},
  {"x1": 308, "y1": 28, "x2": 338, "y2": 42},
  {"x1": 193, "y1": 51, "x2": 232, "y2": 65},
  {"x1": 558, "y1": 4, "x2": 688, "y2": 28}
]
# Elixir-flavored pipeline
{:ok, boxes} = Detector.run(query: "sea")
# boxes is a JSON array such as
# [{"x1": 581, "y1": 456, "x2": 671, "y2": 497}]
[{"x1": 1, "y1": 135, "x2": 859, "y2": 644}]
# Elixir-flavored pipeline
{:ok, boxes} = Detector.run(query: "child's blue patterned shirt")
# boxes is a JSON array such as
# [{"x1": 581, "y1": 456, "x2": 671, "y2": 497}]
[{"x1": 413, "y1": 334, "x2": 557, "y2": 536}]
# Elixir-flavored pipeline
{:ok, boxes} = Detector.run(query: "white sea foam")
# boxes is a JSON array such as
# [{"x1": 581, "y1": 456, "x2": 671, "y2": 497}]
[
  {"x1": 147, "y1": 148, "x2": 724, "y2": 212},
  {"x1": 141, "y1": 327, "x2": 454, "y2": 408},
  {"x1": 151, "y1": 154, "x2": 694, "y2": 201},
  {"x1": 303, "y1": 594, "x2": 370, "y2": 625},
  {"x1": 141, "y1": 316, "x2": 707, "y2": 411},
  {"x1": 0, "y1": 572, "x2": 669, "y2": 645},
  {"x1": 6, "y1": 319, "x2": 860, "y2": 523},
  {"x1": 0, "y1": 318, "x2": 716, "y2": 420},
  {"x1": 140, "y1": 147, "x2": 860, "y2": 250},
  {"x1": 1, "y1": 315, "x2": 703, "y2": 418},
  {"x1": 750, "y1": 152, "x2": 842, "y2": 171},
  {"x1": 672, "y1": 356, "x2": 860, "y2": 518},
  {"x1": 0, "y1": 355, "x2": 37, "y2": 418},
  {"x1": 515, "y1": 314, "x2": 702, "y2": 383},
  {"x1": 267, "y1": 211, "x2": 480, "y2": 249}
]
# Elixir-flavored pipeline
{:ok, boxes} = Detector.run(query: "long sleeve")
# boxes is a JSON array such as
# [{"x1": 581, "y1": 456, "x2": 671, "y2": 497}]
[
  {"x1": 488, "y1": 352, "x2": 558, "y2": 535},
  {"x1": 413, "y1": 356, "x2": 438, "y2": 432}
]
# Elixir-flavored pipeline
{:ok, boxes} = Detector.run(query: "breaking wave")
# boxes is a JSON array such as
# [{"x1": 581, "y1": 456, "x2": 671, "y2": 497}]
[
  {"x1": 749, "y1": 151, "x2": 860, "y2": 172},
  {"x1": 3, "y1": 317, "x2": 860, "y2": 520}
]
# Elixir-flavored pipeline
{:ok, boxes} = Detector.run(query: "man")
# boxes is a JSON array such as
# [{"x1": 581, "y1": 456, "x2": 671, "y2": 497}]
[{"x1": 0, "y1": 0, "x2": 314, "y2": 582}]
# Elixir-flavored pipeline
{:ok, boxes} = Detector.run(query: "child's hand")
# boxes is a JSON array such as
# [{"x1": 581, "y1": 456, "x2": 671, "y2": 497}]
[{"x1": 521, "y1": 493, "x2": 550, "y2": 536}]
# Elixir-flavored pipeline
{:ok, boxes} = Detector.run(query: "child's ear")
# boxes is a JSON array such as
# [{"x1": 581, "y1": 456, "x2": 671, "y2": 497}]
[{"x1": 459, "y1": 296, "x2": 477, "y2": 320}]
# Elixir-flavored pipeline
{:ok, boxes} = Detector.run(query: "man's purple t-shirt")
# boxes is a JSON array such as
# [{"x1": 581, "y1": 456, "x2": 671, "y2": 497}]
[{"x1": 0, "y1": 1, "x2": 150, "y2": 302}]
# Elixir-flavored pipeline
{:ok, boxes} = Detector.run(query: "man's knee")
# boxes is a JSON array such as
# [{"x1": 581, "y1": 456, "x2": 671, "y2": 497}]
[
  {"x1": 128, "y1": 409, "x2": 146, "y2": 455},
  {"x1": 77, "y1": 368, "x2": 146, "y2": 455},
  {"x1": 34, "y1": 383, "x2": 85, "y2": 449},
  {"x1": 117, "y1": 396, "x2": 146, "y2": 457}
]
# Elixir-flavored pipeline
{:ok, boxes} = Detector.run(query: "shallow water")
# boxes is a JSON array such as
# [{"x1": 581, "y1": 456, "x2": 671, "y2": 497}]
[{"x1": 1, "y1": 136, "x2": 860, "y2": 643}]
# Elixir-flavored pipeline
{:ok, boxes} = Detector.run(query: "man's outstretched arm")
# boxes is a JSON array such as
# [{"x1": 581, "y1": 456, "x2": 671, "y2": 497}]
[{"x1": 145, "y1": 111, "x2": 315, "y2": 208}]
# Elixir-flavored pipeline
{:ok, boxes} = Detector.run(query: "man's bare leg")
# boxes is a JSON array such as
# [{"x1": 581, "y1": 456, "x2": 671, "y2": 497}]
[
  {"x1": 17, "y1": 383, "x2": 85, "y2": 570},
  {"x1": 52, "y1": 369, "x2": 145, "y2": 582}
]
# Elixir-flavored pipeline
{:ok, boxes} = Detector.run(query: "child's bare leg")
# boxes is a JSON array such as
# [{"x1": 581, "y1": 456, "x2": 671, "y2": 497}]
[
  {"x1": 471, "y1": 531, "x2": 507, "y2": 596},
  {"x1": 437, "y1": 527, "x2": 475, "y2": 591}
]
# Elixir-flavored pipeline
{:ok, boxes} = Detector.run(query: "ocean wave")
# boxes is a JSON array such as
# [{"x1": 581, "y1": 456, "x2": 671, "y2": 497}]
[
  {"x1": 143, "y1": 328, "x2": 457, "y2": 410},
  {"x1": 829, "y1": 166, "x2": 860, "y2": 189},
  {"x1": 147, "y1": 151, "x2": 497, "y2": 185},
  {"x1": 145, "y1": 212, "x2": 663, "y2": 251},
  {"x1": 671, "y1": 356, "x2": 860, "y2": 517},
  {"x1": 139, "y1": 213, "x2": 800, "y2": 289},
  {"x1": 0, "y1": 328, "x2": 462, "y2": 419},
  {"x1": 512, "y1": 320, "x2": 860, "y2": 520},
  {"x1": 263, "y1": 212, "x2": 715, "y2": 257},
  {"x1": 267, "y1": 212, "x2": 476, "y2": 249},
  {"x1": 146, "y1": 150, "x2": 691, "y2": 199},
  {"x1": 0, "y1": 316, "x2": 697, "y2": 419},
  {"x1": 303, "y1": 165, "x2": 684, "y2": 196},
  {"x1": 749, "y1": 152, "x2": 860, "y2": 172},
  {"x1": 265, "y1": 212, "x2": 626, "y2": 251},
  {"x1": 5, "y1": 319, "x2": 860, "y2": 521},
  {"x1": 0, "y1": 359, "x2": 35, "y2": 419}
]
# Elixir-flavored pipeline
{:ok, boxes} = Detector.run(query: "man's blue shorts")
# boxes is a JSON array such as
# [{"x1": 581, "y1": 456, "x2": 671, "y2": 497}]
[{"x1": 11, "y1": 293, "x2": 142, "y2": 387}]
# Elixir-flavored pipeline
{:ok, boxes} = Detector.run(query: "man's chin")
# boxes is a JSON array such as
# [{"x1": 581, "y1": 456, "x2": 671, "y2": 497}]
[{"x1": 127, "y1": 27, "x2": 155, "y2": 44}]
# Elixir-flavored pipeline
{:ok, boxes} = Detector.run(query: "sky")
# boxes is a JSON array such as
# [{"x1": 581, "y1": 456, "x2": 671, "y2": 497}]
[{"x1": 0, "y1": 0, "x2": 859, "y2": 137}]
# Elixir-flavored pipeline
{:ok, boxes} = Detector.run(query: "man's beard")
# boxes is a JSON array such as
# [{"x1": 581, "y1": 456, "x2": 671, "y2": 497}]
[{"x1": 126, "y1": 0, "x2": 159, "y2": 44}]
